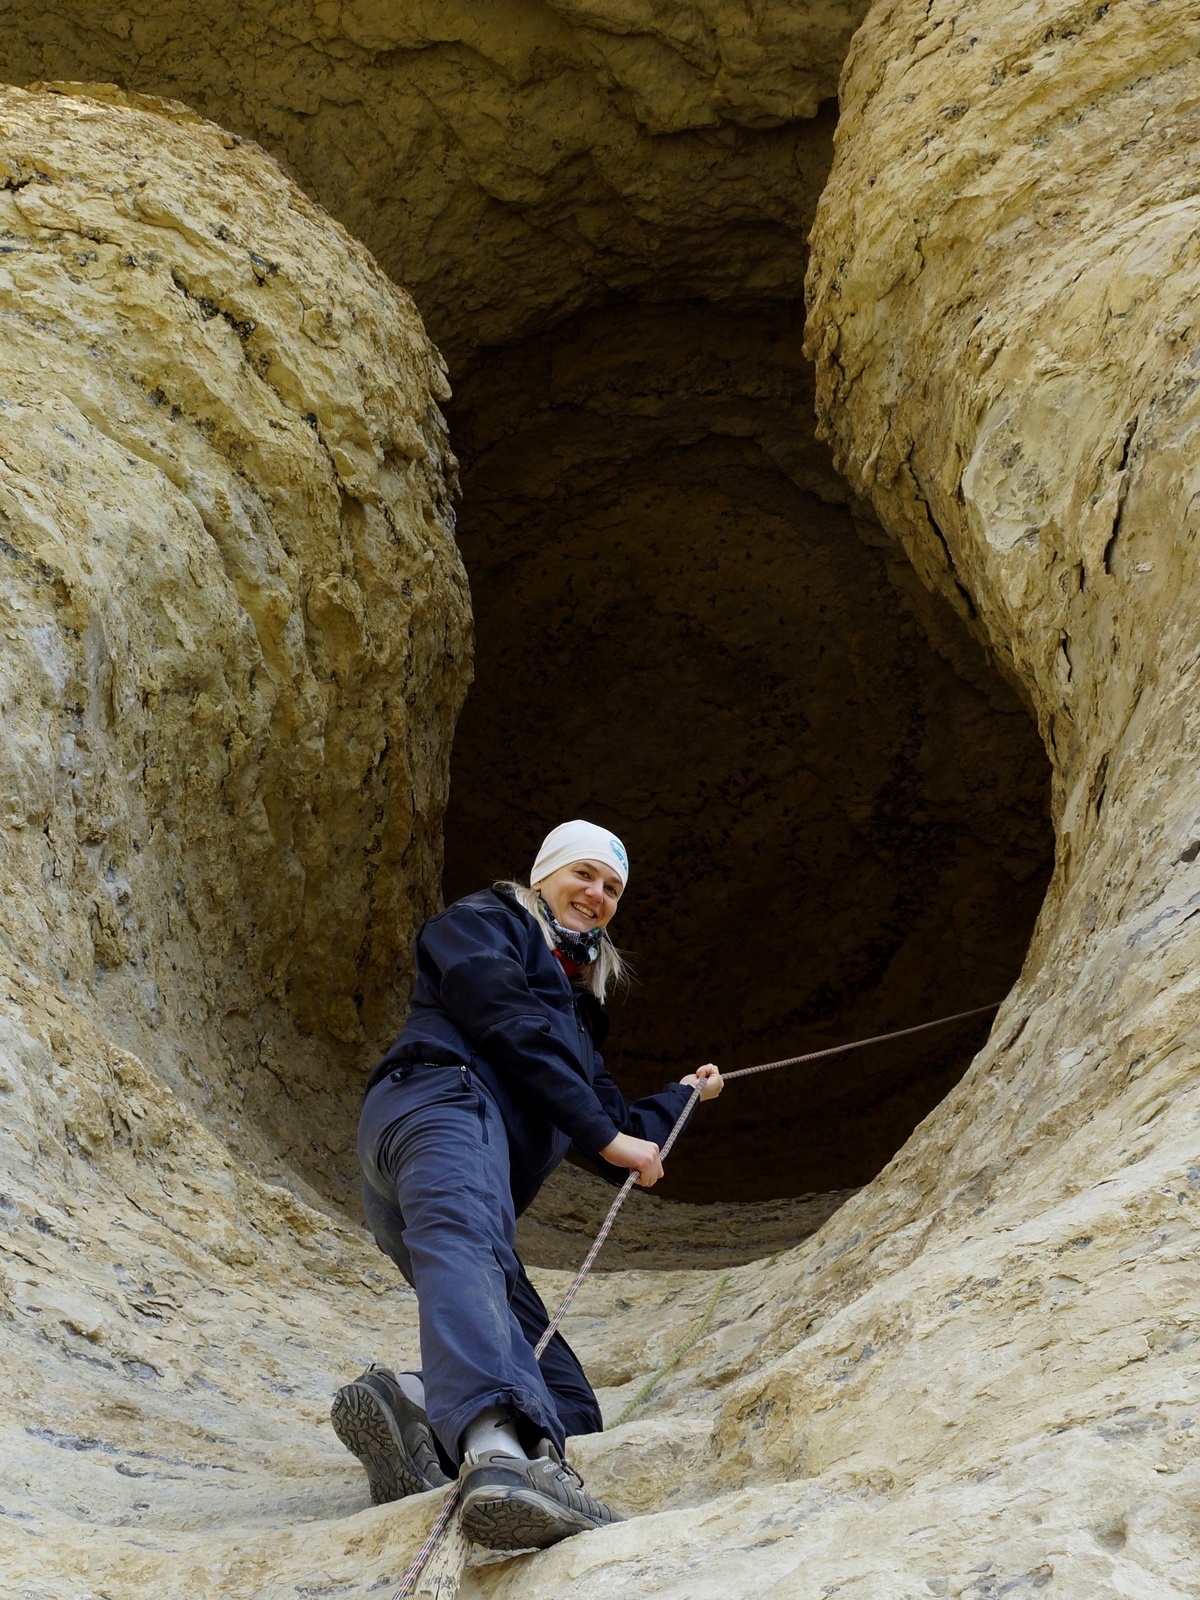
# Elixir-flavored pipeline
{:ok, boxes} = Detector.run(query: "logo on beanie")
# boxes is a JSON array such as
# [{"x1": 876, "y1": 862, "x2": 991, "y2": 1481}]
[{"x1": 610, "y1": 837, "x2": 627, "y2": 870}]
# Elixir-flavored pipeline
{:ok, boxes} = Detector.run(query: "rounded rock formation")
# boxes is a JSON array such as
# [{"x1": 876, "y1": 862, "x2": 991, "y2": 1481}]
[{"x1": 0, "y1": 81, "x2": 469, "y2": 1199}]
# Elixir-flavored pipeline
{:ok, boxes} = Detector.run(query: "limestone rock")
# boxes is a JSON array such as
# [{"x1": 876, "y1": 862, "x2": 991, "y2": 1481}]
[
  {"x1": 789, "y1": 0, "x2": 1200, "y2": 1592},
  {"x1": 0, "y1": 80, "x2": 470, "y2": 1196},
  {"x1": 0, "y1": 80, "x2": 469, "y2": 1599},
  {"x1": 3, "y1": 3, "x2": 1200, "y2": 1597},
  {"x1": 0, "y1": 1, "x2": 868, "y2": 357}
]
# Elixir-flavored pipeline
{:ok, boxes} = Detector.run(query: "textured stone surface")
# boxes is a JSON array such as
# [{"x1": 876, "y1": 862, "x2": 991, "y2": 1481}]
[
  {"x1": 0, "y1": 80, "x2": 469, "y2": 1599},
  {"x1": 0, "y1": 80, "x2": 469, "y2": 1197},
  {"x1": 6, "y1": 2, "x2": 1200, "y2": 1597},
  {"x1": 0, "y1": 1, "x2": 867, "y2": 357}
]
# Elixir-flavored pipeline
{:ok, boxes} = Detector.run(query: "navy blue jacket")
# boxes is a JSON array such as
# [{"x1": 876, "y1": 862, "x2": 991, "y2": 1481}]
[{"x1": 367, "y1": 889, "x2": 693, "y2": 1214}]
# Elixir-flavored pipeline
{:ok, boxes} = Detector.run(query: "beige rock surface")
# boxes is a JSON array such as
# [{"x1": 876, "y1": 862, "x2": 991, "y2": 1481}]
[
  {"x1": 0, "y1": 1, "x2": 868, "y2": 357},
  {"x1": 5, "y1": 4, "x2": 1200, "y2": 1599},
  {"x1": 517, "y1": 1159, "x2": 858, "y2": 1269},
  {"x1": 0, "y1": 80, "x2": 473, "y2": 1592},
  {"x1": 0, "y1": 81, "x2": 470, "y2": 1204}
]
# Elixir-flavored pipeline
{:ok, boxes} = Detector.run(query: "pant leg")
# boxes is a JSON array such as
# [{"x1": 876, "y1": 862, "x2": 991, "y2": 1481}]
[
  {"x1": 358, "y1": 1065, "x2": 569, "y2": 1459},
  {"x1": 363, "y1": 1176, "x2": 603, "y2": 1442},
  {"x1": 363, "y1": 1168, "x2": 602, "y2": 1442},
  {"x1": 509, "y1": 1262, "x2": 603, "y2": 1438},
  {"x1": 361, "y1": 1176, "x2": 415, "y2": 1284}
]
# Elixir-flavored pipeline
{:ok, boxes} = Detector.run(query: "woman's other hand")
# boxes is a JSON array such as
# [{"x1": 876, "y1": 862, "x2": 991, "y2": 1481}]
[
  {"x1": 680, "y1": 1062, "x2": 723, "y2": 1100},
  {"x1": 599, "y1": 1132, "x2": 664, "y2": 1187}
]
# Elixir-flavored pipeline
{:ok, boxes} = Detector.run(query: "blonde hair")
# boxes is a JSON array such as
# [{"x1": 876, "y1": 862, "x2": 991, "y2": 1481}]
[{"x1": 495, "y1": 880, "x2": 629, "y2": 1003}]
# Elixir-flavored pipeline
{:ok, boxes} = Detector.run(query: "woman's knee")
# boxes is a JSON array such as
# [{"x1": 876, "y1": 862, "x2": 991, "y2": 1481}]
[{"x1": 361, "y1": 1178, "x2": 414, "y2": 1283}]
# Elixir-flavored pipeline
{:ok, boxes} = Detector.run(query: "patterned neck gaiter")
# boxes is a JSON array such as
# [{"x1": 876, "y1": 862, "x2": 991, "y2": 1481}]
[{"x1": 539, "y1": 895, "x2": 604, "y2": 965}]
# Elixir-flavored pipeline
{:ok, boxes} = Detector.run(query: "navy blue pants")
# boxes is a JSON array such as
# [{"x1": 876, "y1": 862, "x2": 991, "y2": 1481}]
[{"x1": 358, "y1": 1063, "x2": 603, "y2": 1461}]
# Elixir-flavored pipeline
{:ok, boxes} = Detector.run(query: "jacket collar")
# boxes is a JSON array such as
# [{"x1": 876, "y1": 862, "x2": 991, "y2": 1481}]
[{"x1": 489, "y1": 887, "x2": 610, "y2": 1045}]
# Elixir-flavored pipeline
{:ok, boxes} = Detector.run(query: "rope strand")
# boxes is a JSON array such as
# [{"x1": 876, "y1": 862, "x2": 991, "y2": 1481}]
[
  {"x1": 721, "y1": 1000, "x2": 1002, "y2": 1081},
  {"x1": 533, "y1": 1082, "x2": 704, "y2": 1358},
  {"x1": 391, "y1": 1483, "x2": 463, "y2": 1600},
  {"x1": 610, "y1": 1272, "x2": 730, "y2": 1429},
  {"x1": 535, "y1": 999, "x2": 1000, "y2": 1358}
]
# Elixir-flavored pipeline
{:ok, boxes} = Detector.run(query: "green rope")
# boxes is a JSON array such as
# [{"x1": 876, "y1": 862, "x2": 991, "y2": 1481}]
[{"x1": 609, "y1": 1273, "x2": 730, "y2": 1430}]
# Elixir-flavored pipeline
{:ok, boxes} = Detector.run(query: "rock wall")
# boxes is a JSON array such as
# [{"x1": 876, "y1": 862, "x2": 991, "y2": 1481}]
[
  {"x1": 0, "y1": 2, "x2": 867, "y2": 357},
  {"x1": 4, "y1": 2, "x2": 1200, "y2": 1597},
  {"x1": 0, "y1": 81, "x2": 474, "y2": 1599},
  {"x1": 0, "y1": 81, "x2": 469, "y2": 1200}
]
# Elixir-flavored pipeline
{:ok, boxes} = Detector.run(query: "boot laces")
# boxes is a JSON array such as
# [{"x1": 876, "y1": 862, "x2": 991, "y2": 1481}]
[{"x1": 538, "y1": 1444, "x2": 587, "y2": 1494}]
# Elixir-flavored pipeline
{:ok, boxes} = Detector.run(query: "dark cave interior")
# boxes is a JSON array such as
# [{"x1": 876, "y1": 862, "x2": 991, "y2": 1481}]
[{"x1": 442, "y1": 299, "x2": 1053, "y2": 1204}]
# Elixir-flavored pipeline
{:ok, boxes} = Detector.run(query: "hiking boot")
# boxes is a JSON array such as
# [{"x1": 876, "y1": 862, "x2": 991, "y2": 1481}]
[
  {"x1": 458, "y1": 1440, "x2": 623, "y2": 1551},
  {"x1": 330, "y1": 1364, "x2": 451, "y2": 1503}
]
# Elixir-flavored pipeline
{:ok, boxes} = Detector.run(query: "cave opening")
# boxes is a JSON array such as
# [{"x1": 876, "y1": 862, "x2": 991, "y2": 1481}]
[
  {"x1": 442, "y1": 296, "x2": 1054, "y2": 1206},
  {"x1": 0, "y1": 19, "x2": 1054, "y2": 1214},
  {"x1": 0, "y1": 21, "x2": 1056, "y2": 1209}
]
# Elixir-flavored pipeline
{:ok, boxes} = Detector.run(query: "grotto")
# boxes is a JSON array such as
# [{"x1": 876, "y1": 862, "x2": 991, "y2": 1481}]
[{"x1": 0, "y1": 2, "x2": 1197, "y2": 1597}]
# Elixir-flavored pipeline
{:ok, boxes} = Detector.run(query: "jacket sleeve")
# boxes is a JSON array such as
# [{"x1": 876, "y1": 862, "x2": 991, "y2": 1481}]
[
  {"x1": 424, "y1": 906, "x2": 621, "y2": 1156},
  {"x1": 583, "y1": 1058, "x2": 696, "y2": 1185}
]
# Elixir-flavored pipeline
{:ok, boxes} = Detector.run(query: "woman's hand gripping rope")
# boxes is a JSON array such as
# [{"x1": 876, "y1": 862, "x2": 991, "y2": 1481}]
[
  {"x1": 681, "y1": 1062, "x2": 723, "y2": 1100},
  {"x1": 534, "y1": 1003, "x2": 1003, "y2": 1360},
  {"x1": 600, "y1": 1063, "x2": 723, "y2": 1188}
]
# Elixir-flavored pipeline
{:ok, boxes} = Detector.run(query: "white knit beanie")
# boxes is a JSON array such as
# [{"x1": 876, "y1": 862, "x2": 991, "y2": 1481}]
[{"x1": 530, "y1": 820, "x2": 630, "y2": 890}]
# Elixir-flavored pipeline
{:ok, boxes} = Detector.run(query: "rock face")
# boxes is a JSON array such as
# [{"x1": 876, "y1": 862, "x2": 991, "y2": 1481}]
[
  {"x1": 0, "y1": 81, "x2": 470, "y2": 1598},
  {"x1": 516, "y1": 1159, "x2": 859, "y2": 1270},
  {"x1": 0, "y1": 81, "x2": 469, "y2": 1200},
  {"x1": 4, "y1": 2, "x2": 1200, "y2": 1598},
  {"x1": 0, "y1": 2, "x2": 867, "y2": 358}
]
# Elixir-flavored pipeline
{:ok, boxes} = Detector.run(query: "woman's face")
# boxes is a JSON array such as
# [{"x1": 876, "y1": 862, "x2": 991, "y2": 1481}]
[{"x1": 536, "y1": 859, "x2": 623, "y2": 932}]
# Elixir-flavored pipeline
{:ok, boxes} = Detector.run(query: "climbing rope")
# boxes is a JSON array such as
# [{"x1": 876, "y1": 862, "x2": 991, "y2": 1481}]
[
  {"x1": 389, "y1": 997, "x2": 1001, "y2": 1597},
  {"x1": 533, "y1": 1079, "x2": 700, "y2": 1358},
  {"x1": 534, "y1": 998, "x2": 1001, "y2": 1357},
  {"x1": 391, "y1": 1479, "x2": 464, "y2": 1600},
  {"x1": 719, "y1": 1000, "x2": 1003, "y2": 1083}
]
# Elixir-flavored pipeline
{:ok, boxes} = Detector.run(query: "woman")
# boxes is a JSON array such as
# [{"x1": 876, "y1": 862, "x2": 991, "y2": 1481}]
[{"x1": 332, "y1": 819, "x2": 722, "y2": 1550}]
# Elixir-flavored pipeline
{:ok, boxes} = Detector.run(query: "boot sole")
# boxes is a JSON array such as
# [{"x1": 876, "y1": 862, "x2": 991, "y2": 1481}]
[
  {"x1": 459, "y1": 1485, "x2": 607, "y2": 1551},
  {"x1": 330, "y1": 1382, "x2": 446, "y2": 1504}
]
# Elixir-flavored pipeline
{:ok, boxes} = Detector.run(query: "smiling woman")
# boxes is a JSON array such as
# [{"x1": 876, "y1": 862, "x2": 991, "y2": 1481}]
[
  {"x1": 538, "y1": 859, "x2": 623, "y2": 932},
  {"x1": 333, "y1": 818, "x2": 721, "y2": 1552},
  {"x1": 500, "y1": 819, "x2": 631, "y2": 1000}
]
